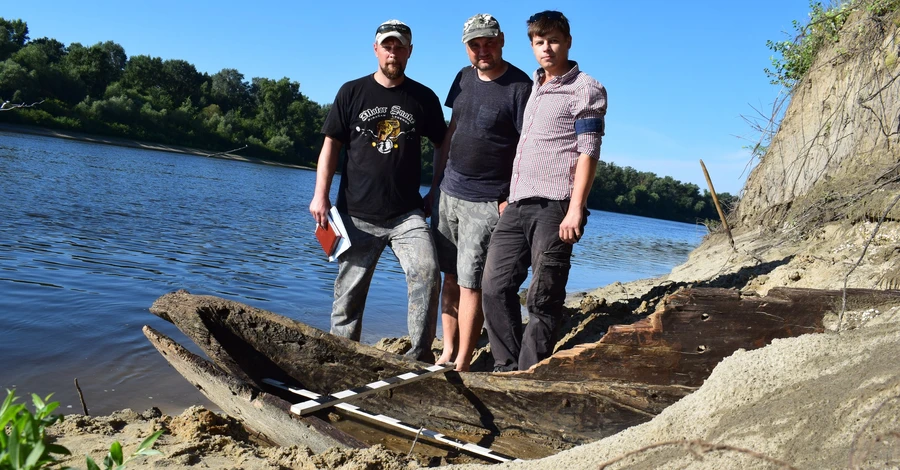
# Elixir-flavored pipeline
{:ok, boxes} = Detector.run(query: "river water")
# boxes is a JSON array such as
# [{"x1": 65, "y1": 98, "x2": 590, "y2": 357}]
[{"x1": 0, "y1": 131, "x2": 706, "y2": 415}]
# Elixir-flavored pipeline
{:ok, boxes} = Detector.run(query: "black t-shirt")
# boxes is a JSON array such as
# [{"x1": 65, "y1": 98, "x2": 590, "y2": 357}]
[
  {"x1": 322, "y1": 74, "x2": 447, "y2": 222},
  {"x1": 441, "y1": 64, "x2": 532, "y2": 202}
]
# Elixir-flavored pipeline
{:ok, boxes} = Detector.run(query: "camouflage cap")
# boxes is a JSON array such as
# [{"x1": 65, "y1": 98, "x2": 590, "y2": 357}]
[{"x1": 461, "y1": 13, "x2": 500, "y2": 43}]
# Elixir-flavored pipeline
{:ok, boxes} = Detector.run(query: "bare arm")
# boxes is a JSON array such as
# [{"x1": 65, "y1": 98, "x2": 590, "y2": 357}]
[
  {"x1": 559, "y1": 154, "x2": 598, "y2": 244},
  {"x1": 309, "y1": 136, "x2": 343, "y2": 227},
  {"x1": 430, "y1": 115, "x2": 455, "y2": 193},
  {"x1": 424, "y1": 114, "x2": 456, "y2": 212}
]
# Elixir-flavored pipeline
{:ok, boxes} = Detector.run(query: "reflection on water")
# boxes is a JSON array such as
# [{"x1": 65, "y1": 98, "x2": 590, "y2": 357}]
[{"x1": 0, "y1": 132, "x2": 704, "y2": 415}]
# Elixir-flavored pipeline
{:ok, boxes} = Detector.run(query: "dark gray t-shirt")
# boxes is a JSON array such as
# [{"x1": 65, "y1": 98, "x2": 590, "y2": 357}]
[{"x1": 441, "y1": 64, "x2": 531, "y2": 202}]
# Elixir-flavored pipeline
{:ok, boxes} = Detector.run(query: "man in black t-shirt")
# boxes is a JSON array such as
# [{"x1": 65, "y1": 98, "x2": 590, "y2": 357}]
[
  {"x1": 424, "y1": 14, "x2": 531, "y2": 371},
  {"x1": 309, "y1": 19, "x2": 447, "y2": 362}
]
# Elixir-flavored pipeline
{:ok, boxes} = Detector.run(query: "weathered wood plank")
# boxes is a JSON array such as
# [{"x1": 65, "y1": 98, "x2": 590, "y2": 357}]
[
  {"x1": 525, "y1": 287, "x2": 900, "y2": 386},
  {"x1": 142, "y1": 325, "x2": 366, "y2": 451}
]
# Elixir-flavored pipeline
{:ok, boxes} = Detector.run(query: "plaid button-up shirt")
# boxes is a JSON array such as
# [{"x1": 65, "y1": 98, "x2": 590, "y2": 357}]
[{"x1": 509, "y1": 62, "x2": 607, "y2": 203}]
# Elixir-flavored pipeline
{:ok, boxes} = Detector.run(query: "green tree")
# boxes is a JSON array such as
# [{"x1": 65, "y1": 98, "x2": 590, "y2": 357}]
[
  {"x1": 0, "y1": 18, "x2": 28, "y2": 61},
  {"x1": 64, "y1": 41, "x2": 126, "y2": 99},
  {"x1": 206, "y1": 68, "x2": 250, "y2": 112},
  {"x1": 122, "y1": 54, "x2": 165, "y2": 95},
  {"x1": 252, "y1": 77, "x2": 299, "y2": 130},
  {"x1": 162, "y1": 59, "x2": 202, "y2": 105},
  {"x1": 0, "y1": 59, "x2": 32, "y2": 102}
]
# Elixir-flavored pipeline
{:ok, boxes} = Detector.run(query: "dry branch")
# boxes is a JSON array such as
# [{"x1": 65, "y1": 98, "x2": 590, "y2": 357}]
[
  {"x1": 74, "y1": 377, "x2": 89, "y2": 416},
  {"x1": 0, "y1": 100, "x2": 44, "y2": 111},
  {"x1": 849, "y1": 395, "x2": 900, "y2": 469},
  {"x1": 206, "y1": 145, "x2": 248, "y2": 158},
  {"x1": 596, "y1": 439, "x2": 798, "y2": 469},
  {"x1": 839, "y1": 190, "x2": 900, "y2": 328}
]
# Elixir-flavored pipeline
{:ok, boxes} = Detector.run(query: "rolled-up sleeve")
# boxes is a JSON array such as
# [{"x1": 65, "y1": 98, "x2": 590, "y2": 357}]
[{"x1": 571, "y1": 80, "x2": 607, "y2": 159}]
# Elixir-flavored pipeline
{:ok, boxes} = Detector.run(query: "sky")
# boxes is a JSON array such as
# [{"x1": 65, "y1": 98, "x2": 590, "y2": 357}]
[{"x1": 4, "y1": 1, "x2": 816, "y2": 195}]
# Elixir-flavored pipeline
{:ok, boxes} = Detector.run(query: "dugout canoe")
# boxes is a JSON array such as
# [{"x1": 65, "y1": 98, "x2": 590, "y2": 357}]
[
  {"x1": 145, "y1": 287, "x2": 899, "y2": 460},
  {"x1": 142, "y1": 325, "x2": 366, "y2": 452}
]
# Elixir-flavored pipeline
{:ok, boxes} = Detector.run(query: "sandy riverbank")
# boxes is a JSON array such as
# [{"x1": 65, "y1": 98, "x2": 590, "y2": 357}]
[
  {"x1": 0, "y1": 123, "x2": 313, "y2": 170},
  {"x1": 41, "y1": 218, "x2": 900, "y2": 469}
]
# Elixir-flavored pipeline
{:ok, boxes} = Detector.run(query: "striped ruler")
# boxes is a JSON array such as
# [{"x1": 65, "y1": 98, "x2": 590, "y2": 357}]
[
  {"x1": 263, "y1": 377, "x2": 518, "y2": 463},
  {"x1": 287, "y1": 363, "x2": 454, "y2": 415}
]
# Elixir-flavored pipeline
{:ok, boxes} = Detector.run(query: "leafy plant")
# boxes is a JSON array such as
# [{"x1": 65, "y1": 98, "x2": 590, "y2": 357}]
[
  {"x1": 766, "y1": 0, "x2": 900, "y2": 88},
  {"x1": 0, "y1": 390, "x2": 70, "y2": 470},
  {"x1": 866, "y1": 0, "x2": 900, "y2": 15},
  {"x1": 85, "y1": 430, "x2": 163, "y2": 470},
  {"x1": 1, "y1": 389, "x2": 164, "y2": 470},
  {"x1": 765, "y1": 0, "x2": 854, "y2": 88}
]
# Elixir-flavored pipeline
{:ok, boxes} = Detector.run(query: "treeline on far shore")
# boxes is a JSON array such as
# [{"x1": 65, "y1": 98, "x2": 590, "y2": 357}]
[{"x1": 0, "y1": 17, "x2": 736, "y2": 224}]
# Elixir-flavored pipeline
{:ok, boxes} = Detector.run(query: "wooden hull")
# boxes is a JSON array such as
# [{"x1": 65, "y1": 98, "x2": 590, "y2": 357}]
[
  {"x1": 147, "y1": 291, "x2": 690, "y2": 456},
  {"x1": 146, "y1": 287, "x2": 895, "y2": 458},
  {"x1": 142, "y1": 325, "x2": 366, "y2": 452}
]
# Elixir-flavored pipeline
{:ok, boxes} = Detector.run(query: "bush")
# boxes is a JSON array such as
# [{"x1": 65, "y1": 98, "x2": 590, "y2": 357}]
[
  {"x1": 765, "y1": 1, "x2": 854, "y2": 88},
  {"x1": 266, "y1": 134, "x2": 294, "y2": 155}
]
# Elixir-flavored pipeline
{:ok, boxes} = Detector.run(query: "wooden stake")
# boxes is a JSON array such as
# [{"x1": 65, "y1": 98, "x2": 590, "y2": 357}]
[
  {"x1": 74, "y1": 378, "x2": 89, "y2": 416},
  {"x1": 700, "y1": 160, "x2": 735, "y2": 250}
]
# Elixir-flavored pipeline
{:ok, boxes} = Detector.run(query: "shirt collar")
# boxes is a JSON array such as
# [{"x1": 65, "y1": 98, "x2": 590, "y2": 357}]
[{"x1": 534, "y1": 60, "x2": 580, "y2": 85}]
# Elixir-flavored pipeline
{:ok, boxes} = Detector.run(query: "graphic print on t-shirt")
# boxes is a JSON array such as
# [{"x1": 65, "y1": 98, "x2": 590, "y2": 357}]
[{"x1": 355, "y1": 105, "x2": 417, "y2": 155}]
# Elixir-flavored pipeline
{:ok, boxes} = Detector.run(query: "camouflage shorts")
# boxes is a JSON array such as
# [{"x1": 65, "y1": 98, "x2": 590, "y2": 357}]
[{"x1": 431, "y1": 191, "x2": 500, "y2": 289}]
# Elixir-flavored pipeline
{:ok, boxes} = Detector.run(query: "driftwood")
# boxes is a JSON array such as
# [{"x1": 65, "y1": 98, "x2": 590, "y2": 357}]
[{"x1": 146, "y1": 287, "x2": 897, "y2": 458}]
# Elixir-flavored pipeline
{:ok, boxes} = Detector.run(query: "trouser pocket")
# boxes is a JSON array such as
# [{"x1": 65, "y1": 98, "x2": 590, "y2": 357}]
[{"x1": 527, "y1": 249, "x2": 571, "y2": 318}]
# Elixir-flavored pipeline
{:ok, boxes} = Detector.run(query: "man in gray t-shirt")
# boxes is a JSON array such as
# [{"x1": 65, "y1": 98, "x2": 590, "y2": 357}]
[{"x1": 425, "y1": 13, "x2": 531, "y2": 371}]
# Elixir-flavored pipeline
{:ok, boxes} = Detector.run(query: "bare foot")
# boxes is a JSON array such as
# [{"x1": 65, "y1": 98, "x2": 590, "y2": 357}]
[
  {"x1": 454, "y1": 361, "x2": 470, "y2": 372},
  {"x1": 436, "y1": 352, "x2": 454, "y2": 365}
]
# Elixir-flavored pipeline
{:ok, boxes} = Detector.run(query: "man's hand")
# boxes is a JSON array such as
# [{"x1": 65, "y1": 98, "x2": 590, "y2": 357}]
[
  {"x1": 559, "y1": 206, "x2": 584, "y2": 244},
  {"x1": 309, "y1": 195, "x2": 331, "y2": 227},
  {"x1": 309, "y1": 136, "x2": 341, "y2": 227},
  {"x1": 423, "y1": 189, "x2": 436, "y2": 219},
  {"x1": 561, "y1": 154, "x2": 597, "y2": 244},
  {"x1": 498, "y1": 200, "x2": 508, "y2": 215}
]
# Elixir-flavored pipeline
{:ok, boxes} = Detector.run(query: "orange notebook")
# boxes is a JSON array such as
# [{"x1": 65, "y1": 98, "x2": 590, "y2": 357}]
[{"x1": 315, "y1": 221, "x2": 341, "y2": 256}]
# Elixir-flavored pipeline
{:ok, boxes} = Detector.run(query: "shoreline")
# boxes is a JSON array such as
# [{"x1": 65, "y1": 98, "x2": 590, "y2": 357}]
[{"x1": 0, "y1": 122, "x2": 315, "y2": 171}]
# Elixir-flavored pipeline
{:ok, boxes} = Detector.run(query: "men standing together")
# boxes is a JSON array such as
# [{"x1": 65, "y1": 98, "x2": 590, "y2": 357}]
[{"x1": 311, "y1": 11, "x2": 606, "y2": 373}]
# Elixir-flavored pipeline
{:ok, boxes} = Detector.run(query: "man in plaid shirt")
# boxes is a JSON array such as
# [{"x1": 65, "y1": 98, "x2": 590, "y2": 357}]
[{"x1": 482, "y1": 10, "x2": 607, "y2": 372}]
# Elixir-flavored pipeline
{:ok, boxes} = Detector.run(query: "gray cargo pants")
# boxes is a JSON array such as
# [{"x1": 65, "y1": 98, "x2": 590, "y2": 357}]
[{"x1": 332, "y1": 209, "x2": 440, "y2": 362}]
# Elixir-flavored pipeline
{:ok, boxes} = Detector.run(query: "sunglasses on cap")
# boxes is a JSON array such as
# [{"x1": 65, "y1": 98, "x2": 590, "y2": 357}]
[
  {"x1": 527, "y1": 11, "x2": 565, "y2": 24},
  {"x1": 376, "y1": 23, "x2": 411, "y2": 36}
]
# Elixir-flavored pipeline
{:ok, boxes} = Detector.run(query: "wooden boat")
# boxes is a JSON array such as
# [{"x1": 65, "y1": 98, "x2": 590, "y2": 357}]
[{"x1": 144, "y1": 287, "x2": 899, "y2": 461}]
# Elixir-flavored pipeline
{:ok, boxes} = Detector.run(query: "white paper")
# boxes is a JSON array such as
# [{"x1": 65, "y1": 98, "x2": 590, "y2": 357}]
[{"x1": 325, "y1": 206, "x2": 351, "y2": 262}]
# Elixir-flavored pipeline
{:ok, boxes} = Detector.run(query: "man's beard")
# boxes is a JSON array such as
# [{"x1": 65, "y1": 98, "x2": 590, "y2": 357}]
[
  {"x1": 474, "y1": 55, "x2": 502, "y2": 72},
  {"x1": 381, "y1": 62, "x2": 405, "y2": 80},
  {"x1": 475, "y1": 60, "x2": 497, "y2": 72}
]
